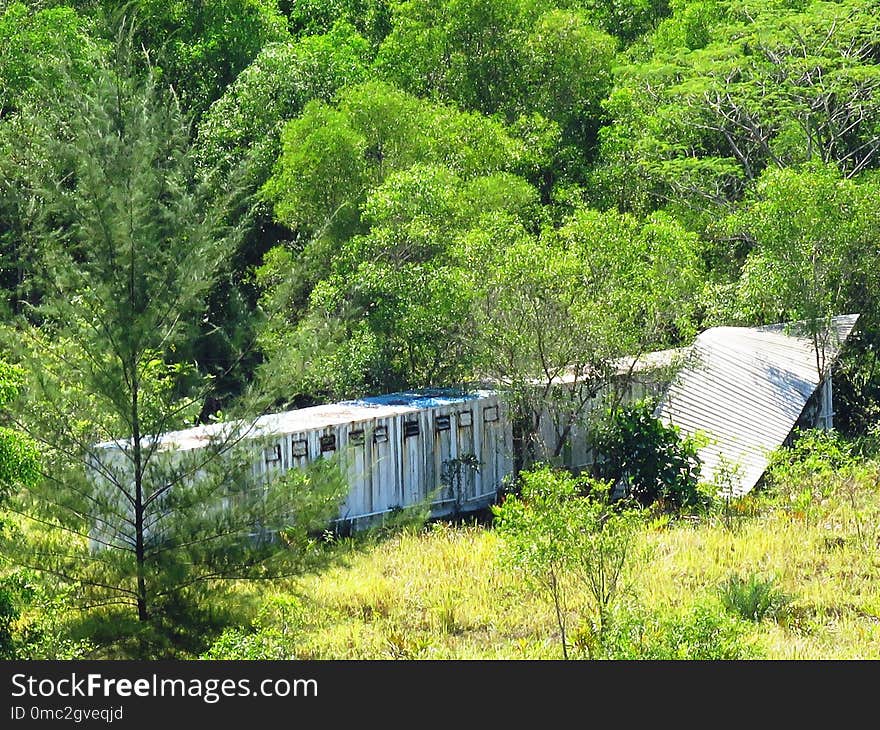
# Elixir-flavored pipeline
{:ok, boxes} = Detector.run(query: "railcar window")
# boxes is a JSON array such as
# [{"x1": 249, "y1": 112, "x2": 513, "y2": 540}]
[
  {"x1": 434, "y1": 415, "x2": 451, "y2": 431},
  {"x1": 404, "y1": 421, "x2": 420, "y2": 438},
  {"x1": 349, "y1": 429, "x2": 365, "y2": 446},
  {"x1": 264, "y1": 444, "x2": 282, "y2": 464},
  {"x1": 374, "y1": 426, "x2": 388, "y2": 443},
  {"x1": 320, "y1": 434, "x2": 337, "y2": 452},
  {"x1": 483, "y1": 405, "x2": 499, "y2": 422},
  {"x1": 291, "y1": 439, "x2": 308, "y2": 457},
  {"x1": 458, "y1": 410, "x2": 472, "y2": 427}
]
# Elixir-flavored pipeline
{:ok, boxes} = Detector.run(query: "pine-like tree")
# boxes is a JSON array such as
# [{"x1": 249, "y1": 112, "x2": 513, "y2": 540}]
[{"x1": 1, "y1": 23, "x2": 346, "y2": 654}]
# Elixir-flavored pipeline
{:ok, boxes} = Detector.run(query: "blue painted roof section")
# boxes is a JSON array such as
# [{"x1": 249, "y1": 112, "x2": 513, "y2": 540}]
[{"x1": 346, "y1": 388, "x2": 482, "y2": 410}]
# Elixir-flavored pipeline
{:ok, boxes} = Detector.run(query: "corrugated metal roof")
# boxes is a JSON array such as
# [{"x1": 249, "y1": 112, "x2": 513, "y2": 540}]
[{"x1": 654, "y1": 314, "x2": 860, "y2": 496}]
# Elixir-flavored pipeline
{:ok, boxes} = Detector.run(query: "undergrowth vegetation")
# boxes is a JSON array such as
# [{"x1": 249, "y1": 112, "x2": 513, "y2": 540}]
[
  {"x1": 192, "y1": 429, "x2": 880, "y2": 660},
  {"x1": 5, "y1": 428, "x2": 880, "y2": 659}
]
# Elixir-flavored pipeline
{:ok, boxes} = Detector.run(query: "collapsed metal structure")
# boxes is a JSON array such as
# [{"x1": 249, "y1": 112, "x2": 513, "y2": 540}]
[{"x1": 88, "y1": 315, "x2": 860, "y2": 532}]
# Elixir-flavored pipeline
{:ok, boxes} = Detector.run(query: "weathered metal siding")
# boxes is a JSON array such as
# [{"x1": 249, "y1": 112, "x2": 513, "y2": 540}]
[
  {"x1": 454, "y1": 405, "x2": 478, "y2": 499},
  {"x1": 431, "y1": 407, "x2": 456, "y2": 506},
  {"x1": 331, "y1": 421, "x2": 373, "y2": 520},
  {"x1": 399, "y1": 411, "x2": 425, "y2": 507},
  {"x1": 476, "y1": 397, "x2": 515, "y2": 503},
  {"x1": 327, "y1": 415, "x2": 405, "y2": 524},
  {"x1": 240, "y1": 389, "x2": 514, "y2": 529},
  {"x1": 654, "y1": 314, "x2": 860, "y2": 496}
]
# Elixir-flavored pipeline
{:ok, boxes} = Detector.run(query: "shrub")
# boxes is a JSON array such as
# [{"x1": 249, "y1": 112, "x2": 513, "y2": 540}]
[
  {"x1": 718, "y1": 573, "x2": 789, "y2": 623},
  {"x1": 590, "y1": 401, "x2": 706, "y2": 513},
  {"x1": 493, "y1": 465, "x2": 643, "y2": 659},
  {"x1": 201, "y1": 596, "x2": 306, "y2": 660},
  {"x1": 0, "y1": 569, "x2": 95, "y2": 659},
  {"x1": 578, "y1": 603, "x2": 760, "y2": 660},
  {"x1": 766, "y1": 428, "x2": 857, "y2": 488}
]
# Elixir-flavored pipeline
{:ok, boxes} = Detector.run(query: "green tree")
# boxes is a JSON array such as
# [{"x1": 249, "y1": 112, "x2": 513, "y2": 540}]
[
  {"x1": 467, "y1": 207, "x2": 703, "y2": 467},
  {"x1": 255, "y1": 82, "x2": 533, "y2": 399},
  {"x1": 493, "y1": 464, "x2": 642, "y2": 659},
  {"x1": 596, "y1": 0, "x2": 880, "y2": 214},
  {"x1": 0, "y1": 360, "x2": 39, "y2": 659},
  {"x1": 262, "y1": 80, "x2": 524, "y2": 240},
  {"x1": 258, "y1": 166, "x2": 540, "y2": 400},
  {"x1": 0, "y1": 2, "x2": 99, "y2": 118},
  {"x1": 724, "y1": 163, "x2": 879, "y2": 380},
  {"x1": 191, "y1": 24, "x2": 374, "y2": 410},
  {"x1": 521, "y1": 9, "x2": 616, "y2": 163},
  {"x1": 195, "y1": 21, "x2": 373, "y2": 183},
  {"x1": 564, "y1": 0, "x2": 670, "y2": 44},
  {"x1": 0, "y1": 361, "x2": 38, "y2": 503},
  {"x1": 130, "y1": 0, "x2": 290, "y2": 117},
  {"x1": 280, "y1": 0, "x2": 393, "y2": 47},
  {"x1": 375, "y1": 0, "x2": 539, "y2": 116},
  {"x1": 374, "y1": 0, "x2": 616, "y2": 184},
  {"x1": 2, "y1": 31, "x2": 345, "y2": 651},
  {"x1": 0, "y1": 2, "x2": 101, "y2": 314}
]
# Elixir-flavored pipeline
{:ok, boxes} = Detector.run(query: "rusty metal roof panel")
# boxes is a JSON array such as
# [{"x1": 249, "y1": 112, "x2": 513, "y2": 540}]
[{"x1": 654, "y1": 314, "x2": 860, "y2": 496}]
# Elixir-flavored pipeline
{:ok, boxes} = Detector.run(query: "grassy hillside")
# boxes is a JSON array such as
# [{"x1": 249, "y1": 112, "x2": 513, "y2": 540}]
[{"x1": 194, "y1": 433, "x2": 880, "y2": 660}]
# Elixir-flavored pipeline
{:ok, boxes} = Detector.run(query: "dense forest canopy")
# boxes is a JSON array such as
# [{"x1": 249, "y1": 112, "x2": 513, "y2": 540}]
[
  {"x1": 1, "y1": 0, "x2": 877, "y2": 413},
  {"x1": 0, "y1": 0, "x2": 878, "y2": 656}
]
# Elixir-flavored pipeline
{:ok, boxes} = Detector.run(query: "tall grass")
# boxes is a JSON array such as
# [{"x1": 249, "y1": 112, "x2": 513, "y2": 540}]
[{"x1": 199, "y1": 446, "x2": 880, "y2": 660}]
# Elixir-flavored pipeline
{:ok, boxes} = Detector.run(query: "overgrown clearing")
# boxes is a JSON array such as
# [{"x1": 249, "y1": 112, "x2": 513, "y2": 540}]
[
  {"x1": 170, "y1": 444, "x2": 880, "y2": 659},
  {"x1": 5, "y1": 431, "x2": 880, "y2": 659}
]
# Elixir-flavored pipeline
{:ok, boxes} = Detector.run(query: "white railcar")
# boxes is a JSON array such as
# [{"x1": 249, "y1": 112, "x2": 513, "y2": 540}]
[{"x1": 88, "y1": 388, "x2": 514, "y2": 538}]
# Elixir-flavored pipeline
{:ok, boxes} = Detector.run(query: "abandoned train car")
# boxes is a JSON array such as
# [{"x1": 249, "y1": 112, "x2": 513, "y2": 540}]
[
  {"x1": 250, "y1": 388, "x2": 515, "y2": 529},
  {"x1": 86, "y1": 315, "x2": 860, "y2": 540},
  {"x1": 88, "y1": 388, "x2": 514, "y2": 535}
]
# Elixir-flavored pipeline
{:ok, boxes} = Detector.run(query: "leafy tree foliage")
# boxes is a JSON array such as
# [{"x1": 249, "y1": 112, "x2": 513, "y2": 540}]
[
  {"x1": 0, "y1": 2, "x2": 102, "y2": 312},
  {"x1": 375, "y1": 0, "x2": 540, "y2": 116},
  {"x1": 255, "y1": 81, "x2": 538, "y2": 400},
  {"x1": 563, "y1": 0, "x2": 670, "y2": 43},
  {"x1": 0, "y1": 2, "x2": 100, "y2": 117},
  {"x1": 597, "y1": 0, "x2": 880, "y2": 214},
  {"x1": 468, "y1": 207, "x2": 703, "y2": 464},
  {"x1": 191, "y1": 22, "x2": 374, "y2": 408},
  {"x1": 723, "y1": 162, "x2": 879, "y2": 378},
  {"x1": 375, "y1": 0, "x2": 617, "y2": 176},
  {"x1": 196, "y1": 21, "x2": 373, "y2": 183},
  {"x1": 0, "y1": 360, "x2": 38, "y2": 501},
  {"x1": 258, "y1": 171, "x2": 540, "y2": 400},
  {"x1": 280, "y1": 0, "x2": 393, "y2": 46},
  {"x1": 591, "y1": 401, "x2": 705, "y2": 511},
  {"x1": 493, "y1": 464, "x2": 642, "y2": 658},
  {"x1": 263, "y1": 80, "x2": 524, "y2": 237},
  {"x1": 129, "y1": 0, "x2": 290, "y2": 117},
  {"x1": 0, "y1": 361, "x2": 39, "y2": 660}
]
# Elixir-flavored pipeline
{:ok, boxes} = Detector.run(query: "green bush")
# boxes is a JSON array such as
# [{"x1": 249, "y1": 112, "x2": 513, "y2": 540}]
[
  {"x1": 718, "y1": 573, "x2": 789, "y2": 623},
  {"x1": 591, "y1": 401, "x2": 706, "y2": 513},
  {"x1": 578, "y1": 603, "x2": 760, "y2": 660},
  {"x1": 493, "y1": 465, "x2": 643, "y2": 659},
  {"x1": 201, "y1": 596, "x2": 305, "y2": 660},
  {"x1": 766, "y1": 429, "x2": 857, "y2": 488},
  {"x1": 0, "y1": 569, "x2": 95, "y2": 659}
]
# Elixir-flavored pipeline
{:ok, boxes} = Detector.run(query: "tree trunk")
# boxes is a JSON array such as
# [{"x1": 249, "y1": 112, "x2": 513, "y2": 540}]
[{"x1": 131, "y1": 377, "x2": 149, "y2": 622}]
